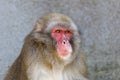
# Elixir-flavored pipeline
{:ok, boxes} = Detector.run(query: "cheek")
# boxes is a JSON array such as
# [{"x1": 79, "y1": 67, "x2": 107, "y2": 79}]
[
  {"x1": 52, "y1": 33, "x2": 62, "y2": 41},
  {"x1": 65, "y1": 34, "x2": 72, "y2": 39}
]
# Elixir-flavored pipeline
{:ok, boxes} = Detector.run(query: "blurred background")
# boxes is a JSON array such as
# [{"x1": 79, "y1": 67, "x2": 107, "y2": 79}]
[{"x1": 0, "y1": 0, "x2": 120, "y2": 80}]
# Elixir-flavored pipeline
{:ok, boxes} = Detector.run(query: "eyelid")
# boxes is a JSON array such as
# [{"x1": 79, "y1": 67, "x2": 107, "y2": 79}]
[
  {"x1": 65, "y1": 30, "x2": 71, "y2": 33},
  {"x1": 55, "y1": 30, "x2": 61, "y2": 33}
]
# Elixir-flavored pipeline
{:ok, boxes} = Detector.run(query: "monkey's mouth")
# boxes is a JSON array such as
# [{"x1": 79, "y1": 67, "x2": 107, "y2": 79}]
[{"x1": 59, "y1": 50, "x2": 69, "y2": 56}]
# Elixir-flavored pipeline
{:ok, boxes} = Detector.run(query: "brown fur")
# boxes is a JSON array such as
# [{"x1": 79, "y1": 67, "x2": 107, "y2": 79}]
[{"x1": 4, "y1": 13, "x2": 88, "y2": 80}]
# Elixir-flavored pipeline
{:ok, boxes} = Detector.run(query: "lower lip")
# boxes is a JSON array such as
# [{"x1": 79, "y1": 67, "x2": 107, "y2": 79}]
[{"x1": 60, "y1": 52, "x2": 69, "y2": 56}]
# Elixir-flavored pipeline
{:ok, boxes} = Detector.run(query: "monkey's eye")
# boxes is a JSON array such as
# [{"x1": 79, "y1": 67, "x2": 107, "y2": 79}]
[
  {"x1": 55, "y1": 30, "x2": 61, "y2": 33},
  {"x1": 65, "y1": 30, "x2": 71, "y2": 34}
]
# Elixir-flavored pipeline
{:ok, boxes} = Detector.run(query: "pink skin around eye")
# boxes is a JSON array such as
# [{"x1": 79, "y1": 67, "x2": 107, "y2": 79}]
[
  {"x1": 52, "y1": 27, "x2": 73, "y2": 57},
  {"x1": 52, "y1": 27, "x2": 72, "y2": 41},
  {"x1": 51, "y1": 27, "x2": 64, "y2": 41}
]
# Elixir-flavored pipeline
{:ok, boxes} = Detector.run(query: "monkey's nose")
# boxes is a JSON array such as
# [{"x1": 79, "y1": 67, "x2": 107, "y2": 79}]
[{"x1": 63, "y1": 40, "x2": 68, "y2": 44}]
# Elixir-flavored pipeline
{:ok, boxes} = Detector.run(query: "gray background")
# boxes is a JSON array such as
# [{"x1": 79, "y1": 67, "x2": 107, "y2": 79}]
[{"x1": 0, "y1": 0, "x2": 120, "y2": 80}]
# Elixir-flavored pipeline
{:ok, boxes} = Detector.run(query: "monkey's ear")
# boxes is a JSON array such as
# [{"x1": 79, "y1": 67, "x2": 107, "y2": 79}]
[{"x1": 33, "y1": 19, "x2": 43, "y2": 32}]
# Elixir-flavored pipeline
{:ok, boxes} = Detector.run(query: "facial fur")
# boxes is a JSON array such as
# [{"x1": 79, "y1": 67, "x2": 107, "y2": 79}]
[{"x1": 33, "y1": 13, "x2": 81, "y2": 61}]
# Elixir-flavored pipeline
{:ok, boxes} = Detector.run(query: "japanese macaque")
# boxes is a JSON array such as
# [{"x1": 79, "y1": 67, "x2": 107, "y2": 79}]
[{"x1": 4, "y1": 13, "x2": 88, "y2": 80}]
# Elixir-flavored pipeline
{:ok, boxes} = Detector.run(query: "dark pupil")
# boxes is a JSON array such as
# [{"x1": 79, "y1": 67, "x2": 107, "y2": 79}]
[
  {"x1": 55, "y1": 30, "x2": 60, "y2": 33},
  {"x1": 65, "y1": 31, "x2": 70, "y2": 33}
]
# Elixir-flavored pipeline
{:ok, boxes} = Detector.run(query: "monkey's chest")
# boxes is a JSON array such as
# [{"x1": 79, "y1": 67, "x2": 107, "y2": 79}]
[
  {"x1": 28, "y1": 64, "x2": 64, "y2": 80},
  {"x1": 34, "y1": 72, "x2": 63, "y2": 80}
]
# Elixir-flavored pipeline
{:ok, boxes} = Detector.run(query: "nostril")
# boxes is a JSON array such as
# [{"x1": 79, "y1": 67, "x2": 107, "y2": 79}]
[
  {"x1": 63, "y1": 40, "x2": 66, "y2": 44},
  {"x1": 63, "y1": 41, "x2": 66, "y2": 44}
]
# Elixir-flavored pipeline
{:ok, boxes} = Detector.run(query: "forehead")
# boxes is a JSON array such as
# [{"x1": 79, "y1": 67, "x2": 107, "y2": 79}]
[{"x1": 45, "y1": 20, "x2": 78, "y2": 33}]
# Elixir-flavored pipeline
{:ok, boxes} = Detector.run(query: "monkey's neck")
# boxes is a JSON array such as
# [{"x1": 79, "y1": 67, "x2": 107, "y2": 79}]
[{"x1": 40, "y1": 52, "x2": 72, "y2": 71}]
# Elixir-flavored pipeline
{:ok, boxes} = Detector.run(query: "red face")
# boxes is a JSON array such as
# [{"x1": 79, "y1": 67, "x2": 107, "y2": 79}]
[{"x1": 52, "y1": 27, "x2": 73, "y2": 58}]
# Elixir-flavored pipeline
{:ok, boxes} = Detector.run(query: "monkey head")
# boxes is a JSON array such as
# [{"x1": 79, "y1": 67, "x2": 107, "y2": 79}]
[{"x1": 32, "y1": 13, "x2": 81, "y2": 61}]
